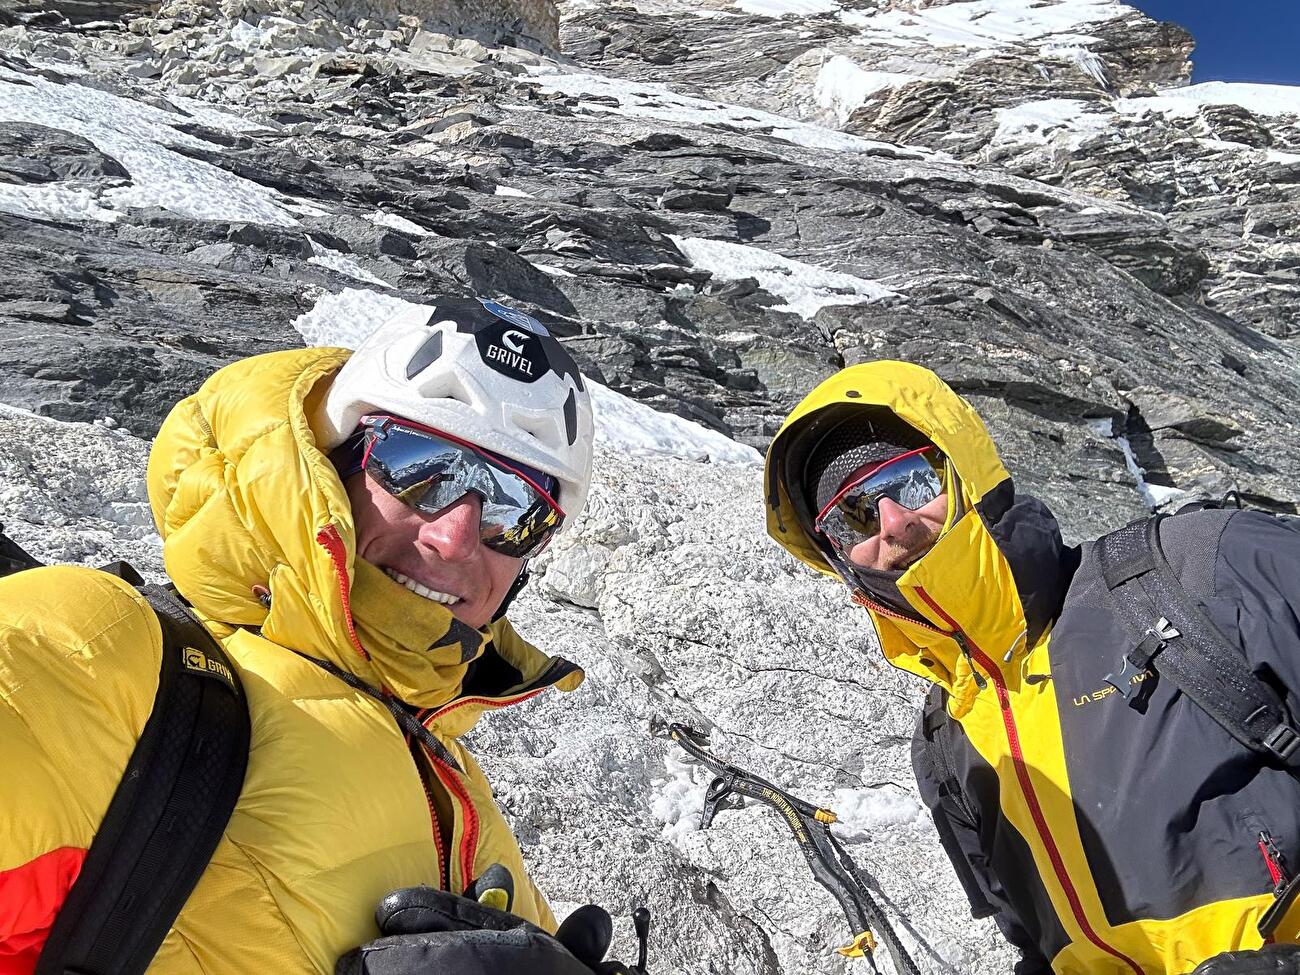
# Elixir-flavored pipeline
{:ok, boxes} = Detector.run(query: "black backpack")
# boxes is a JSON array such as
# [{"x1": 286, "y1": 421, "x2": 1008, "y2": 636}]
[
  {"x1": 0, "y1": 527, "x2": 250, "y2": 975},
  {"x1": 1096, "y1": 497, "x2": 1300, "y2": 938}
]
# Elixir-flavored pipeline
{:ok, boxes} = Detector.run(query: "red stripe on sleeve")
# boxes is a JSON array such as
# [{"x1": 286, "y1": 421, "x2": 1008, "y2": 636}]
[{"x1": 0, "y1": 847, "x2": 87, "y2": 975}]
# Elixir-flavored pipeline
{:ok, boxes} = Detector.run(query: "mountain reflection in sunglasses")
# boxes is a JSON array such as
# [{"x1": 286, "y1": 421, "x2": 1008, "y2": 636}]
[
  {"x1": 356, "y1": 415, "x2": 564, "y2": 559},
  {"x1": 815, "y1": 447, "x2": 944, "y2": 551}
]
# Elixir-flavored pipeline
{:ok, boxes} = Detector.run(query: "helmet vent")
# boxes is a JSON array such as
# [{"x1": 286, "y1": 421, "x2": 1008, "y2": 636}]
[
  {"x1": 564, "y1": 388, "x2": 577, "y2": 446},
  {"x1": 511, "y1": 410, "x2": 558, "y2": 447},
  {"x1": 405, "y1": 331, "x2": 443, "y2": 379}
]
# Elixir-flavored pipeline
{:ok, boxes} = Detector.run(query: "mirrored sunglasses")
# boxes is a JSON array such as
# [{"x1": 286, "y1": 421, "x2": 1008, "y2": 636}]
[
  {"x1": 343, "y1": 415, "x2": 565, "y2": 560},
  {"x1": 814, "y1": 447, "x2": 944, "y2": 554}
]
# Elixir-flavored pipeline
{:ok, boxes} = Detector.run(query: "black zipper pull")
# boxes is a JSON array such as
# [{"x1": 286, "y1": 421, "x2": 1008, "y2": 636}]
[{"x1": 954, "y1": 631, "x2": 986, "y2": 690}]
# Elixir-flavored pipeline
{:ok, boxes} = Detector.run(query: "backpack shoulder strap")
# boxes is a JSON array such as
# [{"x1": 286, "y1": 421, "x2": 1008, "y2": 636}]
[
  {"x1": 1098, "y1": 514, "x2": 1300, "y2": 770},
  {"x1": 0, "y1": 524, "x2": 42, "y2": 577},
  {"x1": 35, "y1": 584, "x2": 250, "y2": 975},
  {"x1": 919, "y1": 685, "x2": 980, "y2": 825}
]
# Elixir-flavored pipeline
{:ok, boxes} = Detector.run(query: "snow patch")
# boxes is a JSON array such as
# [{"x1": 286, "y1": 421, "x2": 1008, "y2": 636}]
[
  {"x1": 669, "y1": 235, "x2": 898, "y2": 319},
  {"x1": 736, "y1": 0, "x2": 838, "y2": 17},
  {"x1": 813, "y1": 56, "x2": 922, "y2": 125},
  {"x1": 998, "y1": 82, "x2": 1300, "y2": 153},
  {"x1": 1088, "y1": 418, "x2": 1186, "y2": 509},
  {"x1": 992, "y1": 98, "x2": 1111, "y2": 147},
  {"x1": 289, "y1": 288, "x2": 429, "y2": 347},
  {"x1": 0, "y1": 75, "x2": 297, "y2": 226},
  {"x1": 165, "y1": 94, "x2": 274, "y2": 134},
  {"x1": 0, "y1": 183, "x2": 120, "y2": 224},
  {"x1": 228, "y1": 18, "x2": 276, "y2": 51},
  {"x1": 831, "y1": 787, "x2": 922, "y2": 842},
  {"x1": 839, "y1": 0, "x2": 1125, "y2": 50},
  {"x1": 307, "y1": 239, "x2": 395, "y2": 288},
  {"x1": 531, "y1": 262, "x2": 576, "y2": 277},
  {"x1": 1118, "y1": 81, "x2": 1300, "y2": 120},
  {"x1": 523, "y1": 69, "x2": 935, "y2": 158},
  {"x1": 494, "y1": 185, "x2": 534, "y2": 198},
  {"x1": 277, "y1": 196, "x2": 332, "y2": 218},
  {"x1": 289, "y1": 289, "x2": 761, "y2": 464},
  {"x1": 587, "y1": 381, "x2": 761, "y2": 464},
  {"x1": 368, "y1": 210, "x2": 434, "y2": 236},
  {"x1": 650, "y1": 750, "x2": 709, "y2": 844}
]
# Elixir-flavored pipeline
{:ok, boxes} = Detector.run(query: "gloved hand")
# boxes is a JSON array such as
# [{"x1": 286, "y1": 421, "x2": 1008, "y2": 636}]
[
  {"x1": 1192, "y1": 944, "x2": 1300, "y2": 974},
  {"x1": 335, "y1": 885, "x2": 638, "y2": 975}
]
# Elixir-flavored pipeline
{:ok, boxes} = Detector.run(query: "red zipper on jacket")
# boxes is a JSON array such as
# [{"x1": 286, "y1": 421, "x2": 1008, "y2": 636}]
[
  {"x1": 915, "y1": 586, "x2": 1145, "y2": 975},
  {"x1": 417, "y1": 752, "x2": 449, "y2": 886},
  {"x1": 414, "y1": 688, "x2": 547, "y2": 886},
  {"x1": 428, "y1": 754, "x2": 479, "y2": 888},
  {"x1": 315, "y1": 525, "x2": 478, "y2": 890},
  {"x1": 316, "y1": 526, "x2": 370, "y2": 662},
  {"x1": 1260, "y1": 832, "x2": 1289, "y2": 891},
  {"x1": 428, "y1": 688, "x2": 547, "y2": 723}
]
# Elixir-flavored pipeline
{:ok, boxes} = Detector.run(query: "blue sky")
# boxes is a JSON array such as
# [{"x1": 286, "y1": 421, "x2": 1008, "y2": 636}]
[{"x1": 1127, "y1": 0, "x2": 1300, "y2": 85}]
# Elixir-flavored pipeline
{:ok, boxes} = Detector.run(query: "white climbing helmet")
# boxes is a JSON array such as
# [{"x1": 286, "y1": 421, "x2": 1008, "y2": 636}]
[{"x1": 317, "y1": 296, "x2": 595, "y2": 525}]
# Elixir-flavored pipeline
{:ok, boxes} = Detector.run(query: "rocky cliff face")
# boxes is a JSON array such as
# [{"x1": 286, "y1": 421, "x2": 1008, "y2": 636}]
[
  {"x1": 4, "y1": 0, "x2": 1298, "y2": 530},
  {"x1": 1, "y1": 1, "x2": 1298, "y2": 972}
]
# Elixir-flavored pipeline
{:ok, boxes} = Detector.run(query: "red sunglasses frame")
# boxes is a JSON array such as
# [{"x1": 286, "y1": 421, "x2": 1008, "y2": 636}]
[{"x1": 814, "y1": 446, "x2": 938, "y2": 530}]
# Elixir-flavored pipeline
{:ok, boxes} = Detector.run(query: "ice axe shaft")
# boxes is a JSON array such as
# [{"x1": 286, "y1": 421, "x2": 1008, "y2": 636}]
[{"x1": 669, "y1": 724, "x2": 920, "y2": 975}]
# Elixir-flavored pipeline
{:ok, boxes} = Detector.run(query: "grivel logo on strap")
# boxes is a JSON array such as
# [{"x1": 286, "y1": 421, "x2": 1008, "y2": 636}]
[{"x1": 180, "y1": 645, "x2": 236, "y2": 690}]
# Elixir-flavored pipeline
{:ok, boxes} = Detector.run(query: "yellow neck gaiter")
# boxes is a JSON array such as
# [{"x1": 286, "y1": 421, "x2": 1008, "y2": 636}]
[{"x1": 349, "y1": 558, "x2": 487, "y2": 709}]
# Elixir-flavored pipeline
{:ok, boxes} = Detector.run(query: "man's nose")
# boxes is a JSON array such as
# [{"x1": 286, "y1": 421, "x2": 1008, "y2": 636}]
[
  {"x1": 417, "y1": 493, "x2": 483, "y2": 562},
  {"x1": 875, "y1": 497, "x2": 913, "y2": 541}
]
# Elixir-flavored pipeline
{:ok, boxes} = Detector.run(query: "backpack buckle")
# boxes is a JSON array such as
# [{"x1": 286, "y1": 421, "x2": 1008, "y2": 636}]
[
  {"x1": 1264, "y1": 723, "x2": 1300, "y2": 763},
  {"x1": 1106, "y1": 618, "x2": 1180, "y2": 700},
  {"x1": 1151, "y1": 617, "x2": 1180, "y2": 642}
]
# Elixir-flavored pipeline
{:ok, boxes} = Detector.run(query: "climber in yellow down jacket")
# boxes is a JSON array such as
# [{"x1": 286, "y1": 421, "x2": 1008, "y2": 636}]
[
  {"x1": 0, "y1": 297, "x2": 633, "y2": 974},
  {"x1": 767, "y1": 361, "x2": 1300, "y2": 975}
]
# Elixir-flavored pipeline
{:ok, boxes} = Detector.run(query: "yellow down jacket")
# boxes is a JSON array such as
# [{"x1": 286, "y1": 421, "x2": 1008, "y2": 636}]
[{"x1": 0, "y1": 347, "x2": 582, "y2": 974}]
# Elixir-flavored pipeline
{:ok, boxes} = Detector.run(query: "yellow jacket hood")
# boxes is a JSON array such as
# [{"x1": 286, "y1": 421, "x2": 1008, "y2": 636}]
[
  {"x1": 147, "y1": 346, "x2": 581, "y2": 711},
  {"x1": 765, "y1": 361, "x2": 1070, "y2": 714}
]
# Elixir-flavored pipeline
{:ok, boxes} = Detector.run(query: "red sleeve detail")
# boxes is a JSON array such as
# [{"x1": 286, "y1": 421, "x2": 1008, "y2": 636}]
[{"x1": 0, "y1": 847, "x2": 87, "y2": 975}]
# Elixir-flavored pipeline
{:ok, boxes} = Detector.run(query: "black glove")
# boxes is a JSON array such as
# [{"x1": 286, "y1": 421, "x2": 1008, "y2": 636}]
[
  {"x1": 336, "y1": 885, "x2": 637, "y2": 975},
  {"x1": 1192, "y1": 945, "x2": 1300, "y2": 974}
]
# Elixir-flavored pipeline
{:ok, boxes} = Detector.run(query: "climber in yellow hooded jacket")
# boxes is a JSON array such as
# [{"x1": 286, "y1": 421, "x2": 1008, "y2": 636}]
[
  {"x1": 0, "y1": 297, "x2": 628, "y2": 974},
  {"x1": 766, "y1": 361, "x2": 1300, "y2": 975}
]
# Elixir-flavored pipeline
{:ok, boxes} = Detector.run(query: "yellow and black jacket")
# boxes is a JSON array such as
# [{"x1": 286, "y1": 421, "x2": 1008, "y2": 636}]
[
  {"x1": 766, "y1": 361, "x2": 1300, "y2": 974},
  {"x1": 0, "y1": 347, "x2": 582, "y2": 973}
]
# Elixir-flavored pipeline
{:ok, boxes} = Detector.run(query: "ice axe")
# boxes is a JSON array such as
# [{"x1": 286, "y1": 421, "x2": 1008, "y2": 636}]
[{"x1": 669, "y1": 723, "x2": 920, "y2": 975}]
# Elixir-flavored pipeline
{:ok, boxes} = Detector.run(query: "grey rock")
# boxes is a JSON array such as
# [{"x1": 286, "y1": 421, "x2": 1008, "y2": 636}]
[
  {"x1": 0, "y1": 122, "x2": 129, "y2": 184},
  {"x1": 658, "y1": 186, "x2": 733, "y2": 212},
  {"x1": 251, "y1": 54, "x2": 310, "y2": 78},
  {"x1": 1125, "y1": 386, "x2": 1245, "y2": 446}
]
